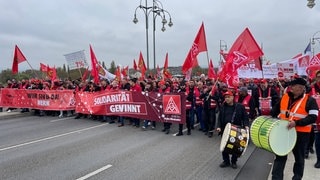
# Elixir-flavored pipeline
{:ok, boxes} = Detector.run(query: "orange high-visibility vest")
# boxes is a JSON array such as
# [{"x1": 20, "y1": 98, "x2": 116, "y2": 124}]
[{"x1": 278, "y1": 93, "x2": 311, "y2": 133}]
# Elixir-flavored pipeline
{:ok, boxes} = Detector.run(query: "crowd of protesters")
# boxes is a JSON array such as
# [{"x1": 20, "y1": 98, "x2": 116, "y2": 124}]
[
  {"x1": 0, "y1": 72, "x2": 320, "y2": 170},
  {"x1": 0, "y1": 74, "x2": 316, "y2": 127}
]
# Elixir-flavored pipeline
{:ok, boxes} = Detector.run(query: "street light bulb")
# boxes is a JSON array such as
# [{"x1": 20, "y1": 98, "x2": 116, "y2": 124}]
[
  {"x1": 162, "y1": 18, "x2": 167, "y2": 24},
  {"x1": 168, "y1": 19, "x2": 173, "y2": 27},
  {"x1": 133, "y1": 15, "x2": 138, "y2": 24},
  {"x1": 161, "y1": 26, "x2": 166, "y2": 32},
  {"x1": 307, "y1": 0, "x2": 315, "y2": 8}
]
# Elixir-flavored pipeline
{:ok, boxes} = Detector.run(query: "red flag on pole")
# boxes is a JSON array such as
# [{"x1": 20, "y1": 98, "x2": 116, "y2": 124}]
[
  {"x1": 207, "y1": 59, "x2": 216, "y2": 79},
  {"x1": 12, "y1": 45, "x2": 27, "y2": 74},
  {"x1": 40, "y1": 63, "x2": 48, "y2": 72},
  {"x1": 115, "y1": 65, "x2": 122, "y2": 81},
  {"x1": 163, "y1": 53, "x2": 172, "y2": 79},
  {"x1": 89, "y1": 45, "x2": 100, "y2": 84},
  {"x1": 121, "y1": 65, "x2": 129, "y2": 77},
  {"x1": 133, "y1": 59, "x2": 138, "y2": 70},
  {"x1": 182, "y1": 22, "x2": 208, "y2": 73},
  {"x1": 47, "y1": 66, "x2": 57, "y2": 81},
  {"x1": 220, "y1": 28, "x2": 264, "y2": 87},
  {"x1": 138, "y1": 51, "x2": 147, "y2": 78}
]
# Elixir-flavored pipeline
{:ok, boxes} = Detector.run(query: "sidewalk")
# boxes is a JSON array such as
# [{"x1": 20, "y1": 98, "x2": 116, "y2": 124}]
[{"x1": 268, "y1": 150, "x2": 319, "y2": 180}]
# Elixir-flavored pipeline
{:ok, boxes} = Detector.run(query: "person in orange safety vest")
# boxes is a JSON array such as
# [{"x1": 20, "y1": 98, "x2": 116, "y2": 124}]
[{"x1": 270, "y1": 77, "x2": 319, "y2": 180}]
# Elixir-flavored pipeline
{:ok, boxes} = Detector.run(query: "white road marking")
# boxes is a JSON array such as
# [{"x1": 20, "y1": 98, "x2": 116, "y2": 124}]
[
  {"x1": 173, "y1": 123, "x2": 199, "y2": 136},
  {"x1": 0, "y1": 124, "x2": 107, "y2": 152},
  {"x1": 76, "y1": 164, "x2": 113, "y2": 180}
]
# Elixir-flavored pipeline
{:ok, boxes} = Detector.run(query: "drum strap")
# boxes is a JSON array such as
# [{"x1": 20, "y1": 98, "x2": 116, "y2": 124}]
[
  {"x1": 289, "y1": 94, "x2": 306, "y2": 121},
  {"x1": 231, "y1": 104, "x2": 241, "y2": 126},
  {"x1": 259, "y1": 87, "x2": 271, "y2": 98}
]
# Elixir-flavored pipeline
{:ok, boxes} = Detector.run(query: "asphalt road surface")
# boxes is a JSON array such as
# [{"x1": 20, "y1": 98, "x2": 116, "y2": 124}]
[{"x1": 0, "y1": 114, "x2": 273, "y2": 180}]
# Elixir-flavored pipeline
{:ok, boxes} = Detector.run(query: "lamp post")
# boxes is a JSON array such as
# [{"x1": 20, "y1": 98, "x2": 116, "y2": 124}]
[
  {"x1": 311, "y1": 31, "x2": 320, "y2": 56},
  {"x1": 307, "y1": 0, "x2": 316, "y2": 8},
  {"x1": 133, "y1": 0, "x2": 173, "y2": 70},
  {"x1": 219, "y1": 40, "x2": 228, "y2": 63}
]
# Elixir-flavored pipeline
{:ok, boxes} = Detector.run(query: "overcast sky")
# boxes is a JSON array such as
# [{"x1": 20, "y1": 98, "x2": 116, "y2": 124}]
[{"x1": 1, "y1": 0, "x2": 320, "y2": 72}]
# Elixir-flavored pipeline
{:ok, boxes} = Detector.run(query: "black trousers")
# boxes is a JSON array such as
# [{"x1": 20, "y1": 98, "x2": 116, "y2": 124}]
[
  {"x1": 222, "y1": 150, "x2": 237, "y2": 164},
  {"x1": 178, "y1": 109, "x2": 192, "y2": 133},
  {"x1": 306, "y1": 126, "x2": 315, "y2": 153},
  {"x1": 203, "y1": 108, "x2": 216, "y2": 132},
  {"x1": 271, "y1": 132, "x2": 310, "y2": 180}
]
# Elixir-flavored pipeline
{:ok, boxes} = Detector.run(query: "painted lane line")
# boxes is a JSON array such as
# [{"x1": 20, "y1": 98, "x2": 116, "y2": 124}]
[
  {"x1": 0, "y1": 123, "x2": 107, "y2": 152},
  {"x1": 173, "y1": 123, "x2": 199, "y2": 136},
  {"x1": 76, "y1": 164, "x2": 113, "y2": 180}
]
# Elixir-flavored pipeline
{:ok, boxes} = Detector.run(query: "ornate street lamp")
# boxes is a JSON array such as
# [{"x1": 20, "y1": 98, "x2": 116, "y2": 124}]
[
  {"x1": 311, "y1": 31, "x2": 320, "y2": 56},
  {"x1": 133, "y1": 0, "x2": 173, "y2": 70},
  {"x1": 219, "y1": 40, "x2": 228, "y2": 62}
]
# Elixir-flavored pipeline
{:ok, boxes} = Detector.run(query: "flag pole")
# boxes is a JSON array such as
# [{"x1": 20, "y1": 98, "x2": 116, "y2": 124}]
[
  {"x1": 78, "y1": 68, "x2": 83, "y2": 78},
  {"x1": 25, "y1": 60, "x2": 40, "y2": 78},
  {"x1": 206, "y1": 51, "x2": 210, "y2": 67},
  {"x1": 127, "y1": 65, "x2": 130, "y2": 78}
]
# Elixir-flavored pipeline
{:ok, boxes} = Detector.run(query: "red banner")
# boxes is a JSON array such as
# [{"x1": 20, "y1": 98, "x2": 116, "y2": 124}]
[
  {"x1": 0, "y1": 88, "x2": 75, "y2": 110},
  {"x1": 0, "y1": 89, "x2": 186, "y2": 124},
  {"x1": 75, "y1": 91, "x2": 186, "y2": 124}
]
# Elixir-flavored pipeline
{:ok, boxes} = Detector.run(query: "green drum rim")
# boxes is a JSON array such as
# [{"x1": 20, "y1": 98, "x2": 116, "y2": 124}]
[
  {"x1": 250, "y1": 116, "x2": 271, "y2": 149},
  {"x1": 258, "y1": 119, "x2": 274, "y2": 152},
  {"x1": 250, "y1": 116, "x2": 297, "y2": 156}
]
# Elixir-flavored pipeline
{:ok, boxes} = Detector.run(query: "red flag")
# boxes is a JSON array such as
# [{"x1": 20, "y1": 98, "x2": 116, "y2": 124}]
[
  {"x1": 89, "y1": 45, "x2": 100, "y2": 84},
  {"x1": 163, "y1": 53, "x2": 172, "y2": 79},
  {"x1": 220, "y1": 28, "x2": 264, "y2": 87},
  {"x1": 207, "y1": 59, "x2": 216, "y2": 79},
  {"x1": 121, "y1": 65, "x2": 129, "y2": 77},
  {"x1": 133, "y1": 59, "x2": 138, "y2": 70},
  {"x1": 115, "y1": 65, "x2": 122, "y2": 81},
  {"x1": 292, "y1": 53, "x2": 302, "y2": 59},
  {"x1": 306, "y1": 53, "x2": 320, "y2": 79},
  {"x1": 138, "y1": 51, "x2": 147, "y2": 78},
  {"x1": 47, "y1": 66, "x2": 57, "y2": 81},
  {"x1": 297, "y1": 55, "x2": 310, "y2": 67},
  {"x1": 40, "y1": 63, "x2": 48, "y2": 72},
  {"x1": 182, "y1": 22, "x2": 208, "y2": 73},
  {"x1": 12, "y1": 45, "x2": 27, "y2": 74}
]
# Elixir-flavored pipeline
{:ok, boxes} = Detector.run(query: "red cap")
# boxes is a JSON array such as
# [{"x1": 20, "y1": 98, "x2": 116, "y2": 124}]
[
  {"x1": 260, "y1": 79, "x2": 267, "y2": 83},
  {"x1": 158, "y1": 80, "x2": 165, "y2": 85},
  {"x1": 223, "y1": 90, "x2": 234, "y2": 97}
]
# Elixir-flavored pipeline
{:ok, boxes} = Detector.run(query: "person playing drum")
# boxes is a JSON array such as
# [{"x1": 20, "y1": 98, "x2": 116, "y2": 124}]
[
  {"x1": 270, "y1": 77, "x2": 319, "y2": 180},
  {"x1": 254, "y1": 79, "x2": 279, "y2": 116},
  {"x1": 217, "y1": 90, "x2": 249, "y2": 169}
]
